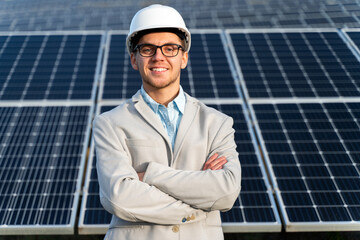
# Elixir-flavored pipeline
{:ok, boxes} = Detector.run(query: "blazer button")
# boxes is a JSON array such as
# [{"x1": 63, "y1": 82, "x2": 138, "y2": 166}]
[
  {"x1": 190, "y1": 214, "x2": 195, "y2": 220},
  {"x1": 172, "y1": 225, "x2": 179, "y2": 233}
]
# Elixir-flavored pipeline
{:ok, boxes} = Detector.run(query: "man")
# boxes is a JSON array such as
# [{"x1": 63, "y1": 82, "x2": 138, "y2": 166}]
[{"x1": 93, "y1": 4, "x2": 241, "y2": 240}]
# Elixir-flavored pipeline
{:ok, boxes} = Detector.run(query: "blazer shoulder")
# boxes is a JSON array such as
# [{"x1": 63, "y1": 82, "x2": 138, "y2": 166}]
[
  {"x1": 94, "y1": 99, "x2": 134, "y2": 123},
  {"x1": 191, "y1": 97, "x2": 230, "y2": 119},
  {"x1": 185, "y1": 93, "x2": 233, "y2": 125}
]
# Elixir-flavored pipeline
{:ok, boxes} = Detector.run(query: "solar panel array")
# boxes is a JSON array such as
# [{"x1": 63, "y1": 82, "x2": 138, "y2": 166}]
[
  {"x1": 0, "y1": 32, "x2": 102, "y2": 235},
  {"x1": 2, "y1": 28, "x2": 360, "y2": 235},
  {"x1": 1, "y1": 0, "x2": 360, "y2": 31},
  {"x1": 229, "y1": 30, "x2": 360, "y2": 99},
  {"x1": 228, "y1": 29, "x2": 360, "y2": 231}
]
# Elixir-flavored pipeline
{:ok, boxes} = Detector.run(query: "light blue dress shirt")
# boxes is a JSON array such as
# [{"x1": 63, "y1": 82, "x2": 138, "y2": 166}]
[{"x1": 140, "y1": 85, "x2": 186, "y2": 149}]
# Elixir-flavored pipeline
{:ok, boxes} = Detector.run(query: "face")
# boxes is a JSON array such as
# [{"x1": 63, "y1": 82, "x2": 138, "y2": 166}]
[{"x1": 130, "y1": 32, "x2": 188, "y2": 93}]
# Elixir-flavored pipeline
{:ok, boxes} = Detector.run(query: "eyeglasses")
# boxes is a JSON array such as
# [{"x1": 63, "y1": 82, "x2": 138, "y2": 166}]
[{"x1": 134, "y1": 43, "x2": 184, "y2": 57}]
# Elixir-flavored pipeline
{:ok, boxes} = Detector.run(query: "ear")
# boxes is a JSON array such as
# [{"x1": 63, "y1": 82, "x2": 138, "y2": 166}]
[
  {"x1": 181, "y1": 51, "x2": 188, "y2": 69},
  {"x1": 130, "y1": 52, "x2": 139, "y2": 70}
]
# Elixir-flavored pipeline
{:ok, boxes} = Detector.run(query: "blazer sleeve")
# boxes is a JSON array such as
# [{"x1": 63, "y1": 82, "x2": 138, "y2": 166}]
[
  {"x1": 143, "y1": 116, "x2": 241, "y2": 212},
  {"x1": 93, "y1": 114, "x2": 206, "y2": 225}
]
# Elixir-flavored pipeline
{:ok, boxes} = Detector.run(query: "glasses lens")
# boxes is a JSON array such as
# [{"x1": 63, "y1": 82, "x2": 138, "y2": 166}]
[
  {"x1": 139, "y1": 45, "x2": 156, "y2": 57},
  {"x1": 161, "y1": 44, "x2": 179, "y2": 57},
  {"x1": 137, "y1": 44, "x2": 181, "y2": 57}
]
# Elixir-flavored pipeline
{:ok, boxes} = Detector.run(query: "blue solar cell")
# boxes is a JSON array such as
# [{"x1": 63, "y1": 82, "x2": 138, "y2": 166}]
[
  {"x1": 282, "y1": 192, "x2": 313, "y2": 206},
  {"x1": 286, "y1": 207, "x2": 318, "y2": 222},
  {"x1": 221, "y1": 208, "x2": 244, "y2": 223}
]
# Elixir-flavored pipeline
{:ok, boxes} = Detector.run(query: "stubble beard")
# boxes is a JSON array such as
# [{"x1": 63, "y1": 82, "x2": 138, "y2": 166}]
[{"x1": 142, "y1": 74, "x2": 180, "y2": 90}]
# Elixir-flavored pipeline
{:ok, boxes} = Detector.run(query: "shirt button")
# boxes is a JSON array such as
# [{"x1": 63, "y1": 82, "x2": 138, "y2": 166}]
[{"x1": 172, "y1": 225, "x2": 179, "y2": 233}]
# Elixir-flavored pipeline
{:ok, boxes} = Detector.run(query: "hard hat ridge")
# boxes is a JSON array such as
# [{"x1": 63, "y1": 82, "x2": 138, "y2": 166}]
[{"x1": 126, "y1": 4, "x2": 191, "y2": 55}]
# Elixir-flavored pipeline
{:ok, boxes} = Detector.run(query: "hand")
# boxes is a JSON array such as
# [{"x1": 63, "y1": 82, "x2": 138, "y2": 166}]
[
  {"x1": 137, "y1": 172, "x2": 145, "y2": 181},
  {"x1": 202, "y1": 153, "x2": 227, "y2": 171}
]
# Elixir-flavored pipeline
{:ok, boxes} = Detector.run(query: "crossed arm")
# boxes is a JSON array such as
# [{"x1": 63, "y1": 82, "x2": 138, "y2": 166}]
[
  {"x1": 137, "y1": 153, "x2": 227, "y2": 181},
  {"x1": 93, "y1": 114, "x2": 241, "y2": 224}
]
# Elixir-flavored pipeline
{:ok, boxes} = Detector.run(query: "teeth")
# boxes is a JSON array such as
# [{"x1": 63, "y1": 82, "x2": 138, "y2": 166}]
[{"x1": 152, "y1": 68, "x2": 167, "y2": 72}]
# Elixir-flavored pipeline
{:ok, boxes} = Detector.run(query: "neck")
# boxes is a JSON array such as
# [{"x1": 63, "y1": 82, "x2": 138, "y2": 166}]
[{"x1": 143, "y1": 85, "x2": 180, "y2": 107}]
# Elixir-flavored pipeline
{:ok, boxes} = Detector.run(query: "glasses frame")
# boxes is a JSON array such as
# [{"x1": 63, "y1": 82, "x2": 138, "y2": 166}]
[{"x1": 134, "y1": 43, "x2": 184, "y2": 57}]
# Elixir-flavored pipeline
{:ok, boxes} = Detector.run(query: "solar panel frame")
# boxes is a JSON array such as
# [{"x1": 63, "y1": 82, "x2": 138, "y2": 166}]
[
  {"x1": 248, "y1": 98, "x2": 360, "y2": 232},
  {"x1": 0, "y1": 101, "x2": 95, "y2": 235},
  {"x1": 341, "y1": 28, "x2": 360, "y2": 63}
]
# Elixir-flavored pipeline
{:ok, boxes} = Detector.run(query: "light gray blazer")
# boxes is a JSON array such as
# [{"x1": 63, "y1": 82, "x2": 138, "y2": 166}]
[{"x1": 93, "y1": 90, "x2": 241, "y2": 240}]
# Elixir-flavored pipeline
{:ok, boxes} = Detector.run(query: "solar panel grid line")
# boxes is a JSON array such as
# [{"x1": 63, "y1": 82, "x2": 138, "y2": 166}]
[
  {"x1": 248, "y1": 100, "x2": 360, "y2": 231},
  {"x1": 224, "y1": 30, "x2": 253, "y2": 102},
  {"x1": 305, "y1": 31, "x2": 360, "y2": 96},
  {"x1": 181, "y1": 29, "x2": 239, "y2": 99},
  {"x1": 20, "y1": 35, "x2": 48, "y2": 101},
  {"x1": 98, "y1": 30, "x2": 138, "y2": 100},
  {"x1": 96, "y1": 31, "x2": 111, "y2": 102},
  {"x1": 78, "y1": 141, "x2": 109, "y2": 235},
  {"x1": 0, "y1": 31, "x2": 104, "y2": 101},
  {"x1": 198, "y1": 33, "x2": 220, "y2": 98},
  {"x1": 280, "y1": 102, "x2": 349, "y2": 222},
  {"x1": 297, "y1": 31, "x2": 343, "y2": 98},
  {"x1": 184, "y1": 56, "x2": 196, "y2": 97},
  {"x1": 219, "y1": 30, "x2": 245, "y2": 101},
  {"x1": 280, "y1": 31, "x2": 320, "y2": 98},
  {"x1": 206, "y1": 101, "x2": 281, "y2": 232},
  {"x1": 0, "y1": 103, "x2": 94, "y2": 234},
  {"x1": 227, "y1": 28, "x2": 360, "y2": 99},
  {"x1": 262, "y1": 32, "x2": 299, "y2": 98},
  {"x1": 0, "y1": 35, "x2": 28, "y2": 100}
]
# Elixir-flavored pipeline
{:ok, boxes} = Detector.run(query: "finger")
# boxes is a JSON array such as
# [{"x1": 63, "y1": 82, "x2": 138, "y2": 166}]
[
  {"x1": 210, "y1": 159, "x2": 227, "y2": 170},
  {"x1": 206, "y1": 153, "x2": 219, "y2": 163},
  {"x1": 205, "y1": 157, "x2": 226, "y2": 170},
  {"x1": 202, "y1": 153, "x2": 219, "y2": 170}
]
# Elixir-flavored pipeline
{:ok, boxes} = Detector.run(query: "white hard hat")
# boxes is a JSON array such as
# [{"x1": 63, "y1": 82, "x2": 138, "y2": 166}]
[{"x1": 126, "y1": 4, "x2": 191, "y2": 55}]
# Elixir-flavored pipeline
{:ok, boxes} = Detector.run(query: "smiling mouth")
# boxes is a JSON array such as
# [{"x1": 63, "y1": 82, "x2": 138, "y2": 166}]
[{"x1": 151, "y1": 68, "x2": 167, "y2": 72}]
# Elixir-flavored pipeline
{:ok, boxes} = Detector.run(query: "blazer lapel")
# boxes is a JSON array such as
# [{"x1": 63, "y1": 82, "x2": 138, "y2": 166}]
[
  {"x1": 132, "y1": 91, "x2": 172, "y2": 149},
  {"x1": 173, "y1": 94, "x2": 199, "y2": 162}
]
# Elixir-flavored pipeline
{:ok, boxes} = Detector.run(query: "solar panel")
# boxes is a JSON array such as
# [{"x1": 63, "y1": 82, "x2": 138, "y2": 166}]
[
  {"x1": 228, "y1": 30, "x2": 360, "y2": 99},
  {"x1": 250, "y1": 100, "x2": 360, "y2": 231},
  {"x1": 0, "y1": 32, "x2": 103, "y2": 101},
  {"x1": 207, "y1": 102, "x2": 281, "y2": 232},
  {"x1": 79, "y1": 101, "x2": 281, "y2": 234},
  {"x1": 99, "y1": 31, "x2": 240, "y2": 100},
  {"x1": 0, "y1": 103, "x2": 93, "y2": 234}
]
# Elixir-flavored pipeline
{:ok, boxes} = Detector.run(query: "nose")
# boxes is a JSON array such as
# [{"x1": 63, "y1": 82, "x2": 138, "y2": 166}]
[{"x1": 152, "y1": 47, "x2": 165, "y2": 60}]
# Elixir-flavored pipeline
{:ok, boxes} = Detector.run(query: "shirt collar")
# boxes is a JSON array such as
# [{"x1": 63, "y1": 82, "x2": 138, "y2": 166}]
[{"x1": 140, "y1": 85, "x2": 186, "y2": 114}]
